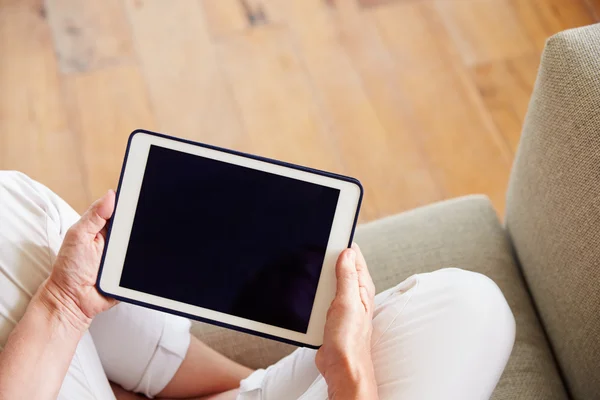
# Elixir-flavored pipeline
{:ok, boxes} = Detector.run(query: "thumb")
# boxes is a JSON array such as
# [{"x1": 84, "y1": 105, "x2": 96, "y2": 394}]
[
  {"x1": 335, "y1": 248, "x2": 359, "y2": 300},
  {"x1": 77, "y1": 190, "x2": 116, "y2": 236}
]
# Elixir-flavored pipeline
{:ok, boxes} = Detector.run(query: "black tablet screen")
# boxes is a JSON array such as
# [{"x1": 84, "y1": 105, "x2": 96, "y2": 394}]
[{"x1": 119, "y1": 145, "x2": 340, "y2": 333}]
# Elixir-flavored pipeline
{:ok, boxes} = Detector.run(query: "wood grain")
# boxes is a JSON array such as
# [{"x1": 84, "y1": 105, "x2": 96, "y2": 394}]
[
  {"x1": 216, "y1": 25, "x2": 340, "y2": 172},
  {"x1": 62, "y1": 65, "x2": 156, "y2": 200},
  {"x1": 375, "y1": 2, "x2": 513, "y2": 214},
  {"x1": 1, "y1": 0, "x2": 596, "y2": 220},
  {"x1": 201, "y1": 0, "x2": 247, "y2": 38},
  {"x1": 45, "y1": 0, "x2": 134, "y2": 73},
  {"x1": 433, "y1": 0, "x2": 534, "y2": 66},
  {"x1": 263, "y1": 0, "x2": 439, "y2": 220},
  {"x1": 472, "y1": 54, "x2": 541, "y2": 153},
  {"x1": 584, "y1": 0, "x2": 600, "y2": 20},
  {"x1": 332, "y1": 0, "x2": 443, "y2": 215},
  {"x1": 124, "y1": 0, "x2": 246, "y2": 149},
  {"x1": 510, "y1": 0, "x2": 596, "y2": 51},
  {"x1": 370, "y1": 1, "x2": 459, "y2": 70},
  {"x1": 0, "y1": 1, "x2": 88, "y2": 211}
]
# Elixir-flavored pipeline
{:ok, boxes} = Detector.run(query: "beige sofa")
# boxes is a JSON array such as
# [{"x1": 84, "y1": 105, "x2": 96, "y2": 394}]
[{"x1": 192, "y1": 23, "x2": 600, "y2": 399}]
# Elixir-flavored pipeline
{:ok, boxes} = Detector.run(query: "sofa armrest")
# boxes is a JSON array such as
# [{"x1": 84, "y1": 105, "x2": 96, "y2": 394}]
[{"x1": 506, "y1": 23, "x2": 600, "y2": 400}]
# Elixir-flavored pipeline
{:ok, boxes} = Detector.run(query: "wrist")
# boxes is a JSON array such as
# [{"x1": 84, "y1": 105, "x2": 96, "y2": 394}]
[{"x1": 34, "y1": 279, "x2": 91, "y2": 335}]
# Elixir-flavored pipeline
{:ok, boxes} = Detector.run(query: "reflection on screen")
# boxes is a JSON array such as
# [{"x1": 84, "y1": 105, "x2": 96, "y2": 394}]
[{"x1": 119, "y1": 145, "x2": 340, "y2": 333}]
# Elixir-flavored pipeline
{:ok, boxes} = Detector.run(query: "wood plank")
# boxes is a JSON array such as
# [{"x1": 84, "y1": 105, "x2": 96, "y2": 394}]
[
  {"x1": 124, "y1": 0, "x2": 246, "y2": 149},
  {"x1": 62, "y1": 65, "x2": 156, "y2": 200},
  {"x1": 369, "y1": 0, "x2": 459, "y2": 70},
  {"x1": 583, "y1": 0, "x2": 600, "y2": 20},
  {"x1": 356, "y1": 0, "x2": 395, "y2": 8},
  {"x1": 216, "y1": 25, "x2": 341, "y2": 173},
  {"x1": 374, "y1": 2, "x2": 513, "y2": 214},
  {"x1": 244, "y1": 0, "x2": 280, "y2": 24},
  {"x1": 510, "y1": 0, "x2": 596, "y2": 52},
  {"x1": 266, "y1": 0, "x2": 440, "y2": 220},
  {"x1": 472, "y1": 54, "x2": 541, "y2": 153},
  {"x1": 433, "y1": 0, "x2": 534, "y2": 66},
  {"x1": 201, "y1": 0, "x2": 247, "y2": 37},
  {"x1": 241, "y1": 0, "x2": 270, "y2": 25},
  {"x1": 0, "y1": 1, "x2": 88, "y2": 212},
  {"x1": 45, "y1": 0, "x2": 134, "y2": 73},
  {"x1": 331, "y1": 0, "x2": 443, "y2": 216}
]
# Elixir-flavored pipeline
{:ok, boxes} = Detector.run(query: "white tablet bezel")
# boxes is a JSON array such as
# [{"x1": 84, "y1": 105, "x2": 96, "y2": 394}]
[{"x1": 97, "y1": 130, "x2": 362, "y2": 348}]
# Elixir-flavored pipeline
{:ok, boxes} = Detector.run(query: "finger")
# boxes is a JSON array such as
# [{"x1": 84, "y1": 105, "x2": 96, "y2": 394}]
[
  {"x1": 335, "y1": 248, "x2": 359, "y2": 301},
  {"x1": 77, "y1": 190, "x2": 116, "y2": 236},
  {"x1": 352, "y1": 243, "x2": 376, "y2": 306},
  {"x1": 352, "y1": 243, "x2": 375, "y2": 295}
]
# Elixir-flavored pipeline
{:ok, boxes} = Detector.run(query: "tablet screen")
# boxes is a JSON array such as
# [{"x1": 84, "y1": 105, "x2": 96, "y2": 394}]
[{"x1": 119, "y1": 145, "x2": 340, "y2": 333}]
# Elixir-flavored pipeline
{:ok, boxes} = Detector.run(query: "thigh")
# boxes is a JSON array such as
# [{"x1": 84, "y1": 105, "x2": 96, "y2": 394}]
[
  {"x1": 0, "y1": 171, "x2": 115, "y2": 400},
  {"x1": 370, "y1": 268, "x2": 515, "y2": 399}
]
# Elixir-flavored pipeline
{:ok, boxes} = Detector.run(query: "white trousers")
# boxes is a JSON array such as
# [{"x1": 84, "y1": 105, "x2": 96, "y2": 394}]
[{"x1": 0, "y1": 171, "x2": 515, "y2": 400}]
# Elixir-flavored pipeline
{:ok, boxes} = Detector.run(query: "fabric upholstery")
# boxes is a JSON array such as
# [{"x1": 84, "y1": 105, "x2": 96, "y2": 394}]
[
  {"x1": 505, "y1": 23, "x2": 600, "y2": 400},
  {"x1": 192, "y1": 195, "x2": 567, "y2": 399}
]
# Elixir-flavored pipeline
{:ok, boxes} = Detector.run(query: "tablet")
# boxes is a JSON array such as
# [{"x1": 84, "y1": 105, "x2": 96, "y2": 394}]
[{"x1": 97, "y1": 130, "x2": 363, "y2": 348}]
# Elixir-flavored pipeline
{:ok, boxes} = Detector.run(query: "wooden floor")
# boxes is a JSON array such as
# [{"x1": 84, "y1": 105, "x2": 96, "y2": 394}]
[{"x1": 1, "y1": 0, "x2": 598, "y2": 221}]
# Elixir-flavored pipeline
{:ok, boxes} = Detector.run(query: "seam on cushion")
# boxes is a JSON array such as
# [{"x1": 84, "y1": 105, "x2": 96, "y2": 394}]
[{"x1": 372, "y1": 276, "x2": 421, "y2": 349}]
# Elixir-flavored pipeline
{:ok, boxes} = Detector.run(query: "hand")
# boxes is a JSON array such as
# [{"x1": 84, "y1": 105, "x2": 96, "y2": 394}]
[
  {"x1": 41, "y1": 190, "x2": 118, "y2": 332},
  {"x1": 316, "y1": 243, "x2": 378, "y2": 400}
]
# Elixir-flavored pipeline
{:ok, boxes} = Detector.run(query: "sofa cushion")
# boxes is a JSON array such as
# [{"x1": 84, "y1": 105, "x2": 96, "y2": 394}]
[
  {"x1": 505, "y1": 23, "x2": 600, "y2": 400},
  {"x1": 191, "y1": 195, "x2": 566, "y2": 399}
]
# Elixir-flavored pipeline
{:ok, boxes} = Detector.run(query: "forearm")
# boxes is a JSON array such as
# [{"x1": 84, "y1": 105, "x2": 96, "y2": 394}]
[{"x1": 0, "y1": 281, "x2": 88, "y2": 400}]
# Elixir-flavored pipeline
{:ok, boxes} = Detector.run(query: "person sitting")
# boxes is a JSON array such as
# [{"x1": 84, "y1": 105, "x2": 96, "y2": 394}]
[{"x1": 0, "y1": 171, "x2": 515, "y2": 399}]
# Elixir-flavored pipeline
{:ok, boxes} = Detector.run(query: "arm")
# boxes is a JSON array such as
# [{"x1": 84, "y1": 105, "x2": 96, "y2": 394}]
[
  {"x1": 0, "y1": 191, "x2": 117, "y2": 400},
  {"x1": 316, "y1": 244, "x2": 379, "y2": 400},
  {"x1": 0, "y1": 282, "x2": 88, "y2": 399}
]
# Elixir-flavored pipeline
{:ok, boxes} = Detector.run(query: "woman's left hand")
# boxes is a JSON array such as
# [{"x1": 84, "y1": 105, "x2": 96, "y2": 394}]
[
  {"x1": 316, "y1": 243, "x2": 378, "y2": 399},
  {"x1": 43, "y1": 190, "x2": 118, "y2": 330}
]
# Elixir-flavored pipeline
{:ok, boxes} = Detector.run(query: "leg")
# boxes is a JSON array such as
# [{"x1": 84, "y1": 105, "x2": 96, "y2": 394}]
[
  {"x1": 90, "y1": 302, "x2": 252, "y2": 398},
  {"x1": 0, "y1": 171, "x2": 116, "y2": 399},
  {"x1": 157, "y1": 335, "x2": 252, "y2": 398},
  {"x1": 237, "y1": 268, "x2": 515, "y2": 399},
  {"x1": 111, "y1": 383, "x2": 240, "y2": 400},
  {"x1": 368, "y1": 268, "x2": 515, "y2": 399}
]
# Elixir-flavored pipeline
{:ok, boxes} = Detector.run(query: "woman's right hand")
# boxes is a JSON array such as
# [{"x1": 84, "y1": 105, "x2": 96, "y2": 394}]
[
  {"x1": 316, "y1": 243, "x2": 378, "y2": 400},
  {"x1": 43, "y1": 190, "x2": 118, "y2": 331}
]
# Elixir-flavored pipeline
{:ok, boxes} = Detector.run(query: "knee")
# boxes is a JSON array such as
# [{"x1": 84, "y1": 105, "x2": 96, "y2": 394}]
[
  {"x1": 0, "y1": 171, "x2": 41, "y2": 207},
  {"x1": 423, "y1": 268, "x2": 516, "y2": 347},
  {"x1": 0, "y1": 170, "x2": 31, "y2": 187}
]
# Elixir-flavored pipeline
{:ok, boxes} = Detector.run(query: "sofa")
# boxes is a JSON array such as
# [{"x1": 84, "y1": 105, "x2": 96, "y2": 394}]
[{"x1": 191, "y1": 23, "x2": 600, "y2": 399}]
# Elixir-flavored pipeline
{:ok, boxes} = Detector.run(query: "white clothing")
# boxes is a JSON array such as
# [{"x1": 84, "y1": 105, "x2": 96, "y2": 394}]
[{"x1": 0, "y1": 171, "x2": 515, "y2": 399}]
